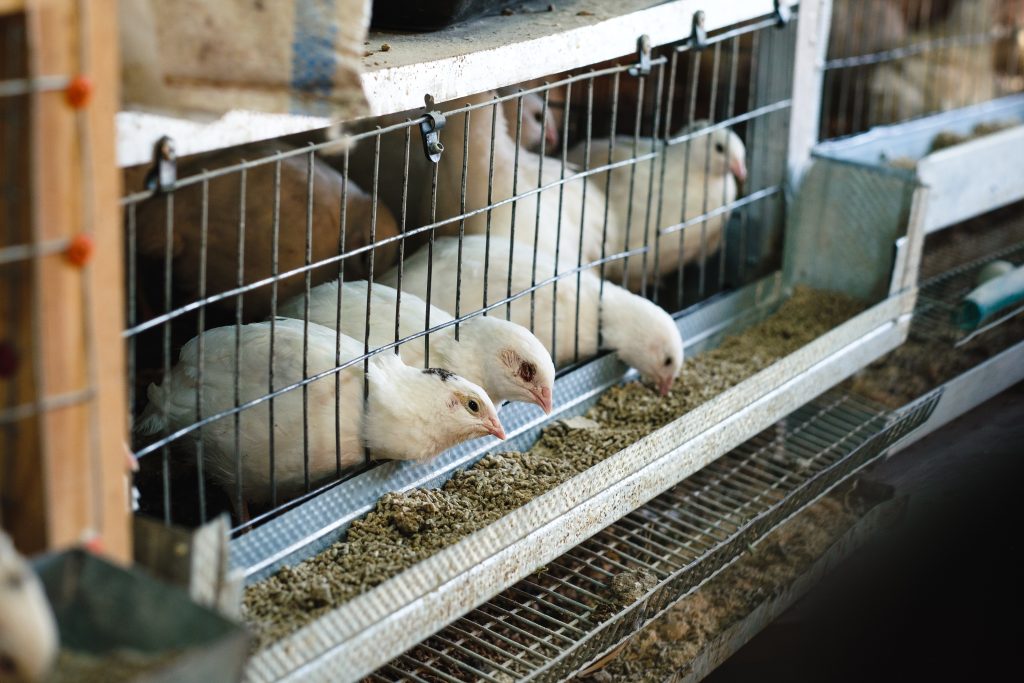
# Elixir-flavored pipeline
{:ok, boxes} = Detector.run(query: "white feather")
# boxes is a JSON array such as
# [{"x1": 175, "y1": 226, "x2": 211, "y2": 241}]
[
  {"x1": 0, "y1": 532, "x2": 57, "y2": 683},
  {"x1": 383, "y1": 236, "x2": 683, "y2": 394},
  {"x1": 427, "y1": 92, "x2": 610, "y2": 272},
  {"x1": 566, "y1": 124, "x2": 746, "y2": 292},
  {"x1": 136, "y1": 318, "x2": 502, "y2": 504},
  {"x1": 277, "y1": 280, "x2": 556, "y2": 412}
]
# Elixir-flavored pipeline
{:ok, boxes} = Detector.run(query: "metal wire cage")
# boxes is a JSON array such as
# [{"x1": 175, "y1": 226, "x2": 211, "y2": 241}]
[
  {"x1": 122, "y1": 13, "x2": 798, "y2": 535},
  {"x1": 820, "y1": 0, "x2": 1024, "y2": 139}
]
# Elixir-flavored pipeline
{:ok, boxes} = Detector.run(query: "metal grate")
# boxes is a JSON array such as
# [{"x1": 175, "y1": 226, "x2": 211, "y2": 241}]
[
  {"x1": 914, "y1": 236, "x2": 1024, "y2": 346},
  {"x1": 367, "y1": 388, "x2": 938, "y2": 682},
  {"x1": 820, "y1": 0, "x2": 1024, "y2": 140},
  {"x1": 122, "y1": 12, "x2": 797, "y2": 535}
]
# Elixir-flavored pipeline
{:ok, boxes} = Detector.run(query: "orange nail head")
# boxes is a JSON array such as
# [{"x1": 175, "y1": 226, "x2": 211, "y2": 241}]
[
  {"x1": 65, "y1": 75, "x2": 93, "y2": 108},
  {"x1": 65, "y1": 234, "x2": 94, "y2": 266}
]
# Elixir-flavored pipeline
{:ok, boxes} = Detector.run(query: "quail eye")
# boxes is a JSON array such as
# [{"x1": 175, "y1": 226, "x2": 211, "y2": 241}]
[
  {"x1": 714, "y1": 142, "x2": 725, "y2": 153},
  {"x1": 518, "y1": 361, "x2": 536, "y2": 382},
  {"x1": 663, "y1": 356, "x2": 673, "y2": 367},
  {"x1": 467, "y1": 399, "x2": 480, "y2": 413}
]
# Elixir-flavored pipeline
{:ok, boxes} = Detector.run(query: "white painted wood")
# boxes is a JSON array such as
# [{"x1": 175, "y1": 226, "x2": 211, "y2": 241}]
[
  {"x1": 361, "y1": 0, "x2": 776, "y2": 116},
  {"x1": 917, "y1": 124, "x2": 1024, "y2": 233},
  {"x1": 116, "y1": 109, "x2": 331, "y2": 168},
  {"x1": 786, "y1": 0, "x2": 832, "y2": 189}
]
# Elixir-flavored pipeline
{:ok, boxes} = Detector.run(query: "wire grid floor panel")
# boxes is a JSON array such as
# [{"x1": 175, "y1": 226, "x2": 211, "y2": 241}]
[
  {"x1": 368, "y1": 388, "x2": 939, "y2": 682},
  {"x1": 123, "y1": 13, "x2": 797, "y2": 536},
  {"x1": 913, "y1": 232, "x2": 1024, "y2": 345},
  {"x1": 819, "y1": 0, "x2": 1024, "y2": 140}
]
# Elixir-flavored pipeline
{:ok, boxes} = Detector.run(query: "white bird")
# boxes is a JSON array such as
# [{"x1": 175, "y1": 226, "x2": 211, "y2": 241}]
[
  {"x1": 383, "y1": 236, "x2": 683, "y2": 395},
  {"x1": 0, "y1": 532, "x2": 58, "y2": 683},
  {"x1": 136, "y1": 318, "x2": 504, "y2": 505},
  {"x1": 427, "y1": 92, "x2": 611, "y2": 274},
  {"x1": 565, "y1": 123, "x2": 747, "y2": 293},
  {"x1": 278, "y1": 280, "x2": 555, "y2": 414},
  {"x1": 499, "y1": 90, "x2": 560, "y2": 153}
]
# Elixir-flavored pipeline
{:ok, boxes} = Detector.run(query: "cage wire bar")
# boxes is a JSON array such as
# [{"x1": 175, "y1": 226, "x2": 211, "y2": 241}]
[
  {"x1": 913, "y1": 219, "x2": 1024, "y2": 346},
  {"x1": 123, "y1": 8, "x2": 797, "y2": 535},
  {"x1": 365, "y1": 387, "x2": 938, "y2": 683},
  {"x1": 1, "y1": 0, "x2": 131, "y2": 559},
  {"x1": 820, "y1": 0, "x2": 1024, "y2": 140}
]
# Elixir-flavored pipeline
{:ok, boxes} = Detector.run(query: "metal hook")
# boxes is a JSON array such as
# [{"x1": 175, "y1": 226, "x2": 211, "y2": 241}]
[
  {"x1": 420, "y1": 94, "x2": 446, "y2": 164},
  {"x1": 774, "y1": 0, "x2": 792, "y2": 27},
  {"x1": 628, "y1": 34, "x2": 652, "y2": 77},
  {"x1": 143, "y1": 136, "x2": 177, "y2": 192},
  {"x1": 691, "y1": 10, "x2": 707, "y2": 51}
]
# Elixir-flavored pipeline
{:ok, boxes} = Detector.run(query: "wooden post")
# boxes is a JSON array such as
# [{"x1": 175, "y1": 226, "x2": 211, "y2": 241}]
[
  {"x1": 0, "y1": 0, "x2": 130, "y2": 561},
  {"x1": 786, "y1": 0, "x2": 833, "y2": 188}
]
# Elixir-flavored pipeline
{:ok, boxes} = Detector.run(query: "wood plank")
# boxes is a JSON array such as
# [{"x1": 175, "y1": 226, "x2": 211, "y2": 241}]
[
  {"x1": 0, "y1": 11, "x2": 46, "y2": 552},
  {"x1": 29, "y1": 0, "x2": 90, "y2": 554},
  {"x1": 84, "y1": 0, "x2": 131, "y2": 562},
  {"x1": 24, "y1": 0, "x2": 130, "y2": 561}
]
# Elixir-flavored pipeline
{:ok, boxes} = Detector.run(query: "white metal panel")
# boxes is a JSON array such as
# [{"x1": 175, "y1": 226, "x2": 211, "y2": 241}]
[
  {"x1": 360, "y1": 0, "x2": 778, "y2": 116},
  {"x1": 917, "y1": 124, "x2": 1024, "y2": 233},
  {"x1": 786, "y1": 0, "x2": 832, "y2": 188}
]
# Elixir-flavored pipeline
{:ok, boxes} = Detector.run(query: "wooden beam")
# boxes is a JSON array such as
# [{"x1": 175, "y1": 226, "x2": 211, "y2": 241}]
[
  {"x1": 0, "y1": 0, "x2": 25, "y2": 17},
  {"x1": 0, "y1": 11, "x2": 46, "y2": 553},
  {"x1": 20, "y1": 0, "x2": 131, "y2": 561}
]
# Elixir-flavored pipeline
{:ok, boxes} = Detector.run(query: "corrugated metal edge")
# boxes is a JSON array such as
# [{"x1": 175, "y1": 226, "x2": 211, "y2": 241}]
[
  {"x1": 887, "y1": 339, "x2": 1024, "y2": 454},
  {"x1": 243, "y1": 290, "x2": 914, "y2": 683}
]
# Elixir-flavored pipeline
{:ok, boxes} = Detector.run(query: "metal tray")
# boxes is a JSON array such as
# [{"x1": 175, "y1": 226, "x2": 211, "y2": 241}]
[
  {"x1": 814, "y1": 94, "x2": 1024, "y2": 235},
  {"x1": 33, "y1": 549, "x2": 249, "y2": 683}
]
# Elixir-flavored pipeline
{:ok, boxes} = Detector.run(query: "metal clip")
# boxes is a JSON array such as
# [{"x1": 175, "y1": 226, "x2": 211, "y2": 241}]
[
  {"x1": 143, "y1": 136, "x2": 177, "y2": 192},
  {"x1": 774, "y1": 0, "x2": 792, "y2": 27},
  {"x1": 420, "y1": 94, "x2": 446, "y2": 164},
  {"x1": 628, "y1": 34, "x2": 652, "y2": 78},
  {"x1": 691, "y1": 10, "x2": 707, "y2": 50}
]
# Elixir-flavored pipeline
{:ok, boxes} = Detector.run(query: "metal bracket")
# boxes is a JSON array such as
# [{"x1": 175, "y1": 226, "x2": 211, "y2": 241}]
[
  {"x1": 690, "y1": 10, "x2": 707, "y2": 50},
  {"x1": 143, "y1": 135, "x2": 177, "y2": 192},
  {"x1": 420, "y1": 94, "x2": 446, "y2": 164},
  {"x1": 628, "y1": 34, "x2": 652, "y2": 77},
  {"x1": 774, "y1": 0, "x2": 792, "y2": 27}
]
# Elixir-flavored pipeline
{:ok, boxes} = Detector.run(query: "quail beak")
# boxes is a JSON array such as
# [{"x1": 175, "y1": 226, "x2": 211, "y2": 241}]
[
  {"x1": 658, "y1": 376, "x2": 674, "y2": 397},
  {"x1": 730, "y1": 156, "x2": 748, "y2": 186},
  {"x1": 545, "y1": 123, "x2": 559, "y2": 151},
  {"x1": 486, "y1": 416, "x2": 507, "y2": 440},
  {"x1": 531, "y1": 385, "x2": 554, "y2": 415}
]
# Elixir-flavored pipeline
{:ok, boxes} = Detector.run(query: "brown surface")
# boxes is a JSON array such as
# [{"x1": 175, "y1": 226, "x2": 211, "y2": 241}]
[
  {"x1": 131, "y1": 141, "x2": 400, "y2": 322},
  {"x1": 0, "y1": 12, "x2": 44, "y2": 552}
]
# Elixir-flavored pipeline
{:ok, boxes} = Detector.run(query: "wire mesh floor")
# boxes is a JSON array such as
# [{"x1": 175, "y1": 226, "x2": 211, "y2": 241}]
[
  {"x1": 364, "y1": 388, "x2": 937, "y2": 682},
  {"x1": 914, "y1": 236, "x2": 1024, "y2": 347}
]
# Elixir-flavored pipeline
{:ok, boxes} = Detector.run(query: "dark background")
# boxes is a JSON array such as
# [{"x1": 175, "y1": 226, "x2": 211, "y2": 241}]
[{"x1": 706, "y1": 381, "x2": 1024, "y2": 683}]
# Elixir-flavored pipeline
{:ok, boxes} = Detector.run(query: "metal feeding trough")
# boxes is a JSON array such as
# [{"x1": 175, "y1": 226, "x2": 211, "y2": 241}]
[
  {"x1": 813, "y1": 93, "x2": 1024, "y2": 237},
  {"x1": 33, "y1": 549, "x2": 248, "y2": 682}
]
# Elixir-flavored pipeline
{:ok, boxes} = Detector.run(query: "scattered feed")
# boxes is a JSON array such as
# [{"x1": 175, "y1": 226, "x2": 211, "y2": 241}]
[{"x1": 243, "y1": 287, "x2": 864, "y2": 651}]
